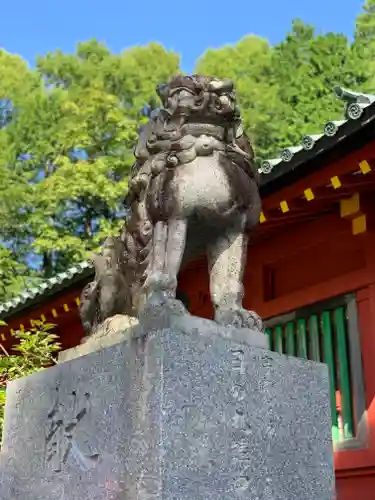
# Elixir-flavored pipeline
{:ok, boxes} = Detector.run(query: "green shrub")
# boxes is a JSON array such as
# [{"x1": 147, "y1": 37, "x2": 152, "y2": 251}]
[{"x1": 0, "y1": 320, "x2": 61, "y2": 444}]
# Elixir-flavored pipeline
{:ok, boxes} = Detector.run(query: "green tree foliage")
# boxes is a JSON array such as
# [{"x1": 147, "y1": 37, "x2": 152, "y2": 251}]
[
  {"x1": 197, "y1": 19, "x2": 370, "y2": 153},
  {"x1": 0, "y1": 246, "x2": 33, "y2": 302},
  {"x1": 0, "y1": 321, "x2": 61, "y2": 444},
  {"x1": 196, "y1": 35, "x2": 286, "y2": 158},
  {"x1": 0, "y1": 51, "x2": 40, "y2": 291},
  {"x1": 1, "y1": 2, "x2": 375, "y2": 301},
  {"x1": 355, "y1": 0, "x2": 375, "y2": 48},
  {"x1": 272, "y1": 20, "x2": 369, "y2": 146},
  {"x1": 353, "y1": 0, "x2": 375, "y2": 92},
  {"x1": 0, "y1": 41, "x2": 179, "y2": 283}
]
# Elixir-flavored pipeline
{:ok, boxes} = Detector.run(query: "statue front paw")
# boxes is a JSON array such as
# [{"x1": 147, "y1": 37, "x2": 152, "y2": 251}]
[{"x1": 214, "y1": 307, "x2": 263, "y2": 331}]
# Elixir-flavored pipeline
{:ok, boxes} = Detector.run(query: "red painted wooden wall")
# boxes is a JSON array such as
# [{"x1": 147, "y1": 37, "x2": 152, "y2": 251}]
[{"x1": 178, "y1": 201, "x2": 375, "y2": 500}]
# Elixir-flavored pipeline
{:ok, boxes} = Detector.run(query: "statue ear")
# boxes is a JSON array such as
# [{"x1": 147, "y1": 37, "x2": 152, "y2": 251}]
[{"x1": 156, "y1": 83, "x2": 168, "y2": 103}]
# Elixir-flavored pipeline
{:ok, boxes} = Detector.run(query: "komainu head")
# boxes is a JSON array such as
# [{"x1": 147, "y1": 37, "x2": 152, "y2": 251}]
[{"x1": 155, "y1": 74, "x2": 240, "y2": 123}]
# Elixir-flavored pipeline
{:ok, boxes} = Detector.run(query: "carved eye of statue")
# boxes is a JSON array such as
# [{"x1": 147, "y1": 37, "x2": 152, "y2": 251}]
[
  {"x1": 167, "y1": 155, "x2": 179, "y2": 167},
  {"x1": 170, "y1": 87, "x2": 194, "y2": 99}
]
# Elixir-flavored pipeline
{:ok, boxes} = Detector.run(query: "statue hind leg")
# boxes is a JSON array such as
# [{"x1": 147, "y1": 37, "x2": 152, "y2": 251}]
[
  {"x1": 143, "y1": 219, "x2": 188, "y2": 301},
  {"x1": 207, "y1": 225, "x2": 263, "y2": 331}
]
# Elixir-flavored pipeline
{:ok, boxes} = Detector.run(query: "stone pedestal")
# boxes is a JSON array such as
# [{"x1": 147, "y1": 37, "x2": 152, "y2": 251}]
[{"x1": 0, "y1": 325, "x2": 334, "y2": 500}]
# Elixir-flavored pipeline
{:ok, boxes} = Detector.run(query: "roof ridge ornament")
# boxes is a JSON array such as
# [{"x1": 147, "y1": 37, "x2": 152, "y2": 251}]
[
  {"x1": 334, "y1": 86, "x2": 375, "y2": 105},
  {"x1": 334, "y1": 86, "x2": 375, "y2": 120}
]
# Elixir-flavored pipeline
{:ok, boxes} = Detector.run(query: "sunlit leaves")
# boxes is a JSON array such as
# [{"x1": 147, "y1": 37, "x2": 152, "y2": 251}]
[
  {"x1": 196, "y1": 35, "x2": 285, "y2": 159},
  {"x1": 0, "y1": 40, "x2": 179, "y2": 290}
]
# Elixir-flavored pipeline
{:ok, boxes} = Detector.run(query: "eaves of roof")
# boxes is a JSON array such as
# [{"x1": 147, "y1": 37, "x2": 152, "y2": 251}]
[
  {"x1": 0, "y1": 261, "x2": 94, "y2": 319},
  {"x1": 259, "y1": 87, "x2": 375, "y2": 196}
]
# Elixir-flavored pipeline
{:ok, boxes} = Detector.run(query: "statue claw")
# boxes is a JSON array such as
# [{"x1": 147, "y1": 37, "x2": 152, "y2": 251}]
[{"x1": 214, "y1": 307, "x2": 263, "y2": 332}]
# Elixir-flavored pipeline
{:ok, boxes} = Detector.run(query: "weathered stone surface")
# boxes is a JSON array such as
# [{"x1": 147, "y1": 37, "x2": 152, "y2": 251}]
[
  {"x1": 0, "y1": 325, "x2": 334, "y2": 500},
  {"x1": 59, "y1": 298, "x2": 268, "y2": 363},
  {"x1": 58, "y1": 314, "x2": 138, "y2": 363}
]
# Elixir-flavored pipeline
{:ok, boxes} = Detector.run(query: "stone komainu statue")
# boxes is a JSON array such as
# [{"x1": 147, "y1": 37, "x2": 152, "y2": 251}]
[{"x1": 80, "y1": 74, "x2": 263, "y2": 336}]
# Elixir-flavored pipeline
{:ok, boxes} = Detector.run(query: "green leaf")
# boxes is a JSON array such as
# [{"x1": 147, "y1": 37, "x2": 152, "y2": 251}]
[{"x1": 0, "y1": 322, "x2": 61, "y2": 443}]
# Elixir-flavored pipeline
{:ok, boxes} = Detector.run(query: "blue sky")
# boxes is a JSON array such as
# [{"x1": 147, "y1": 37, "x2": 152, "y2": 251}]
[{"x1": 1, "y1": 0, "x2": 365, "y2": 72}]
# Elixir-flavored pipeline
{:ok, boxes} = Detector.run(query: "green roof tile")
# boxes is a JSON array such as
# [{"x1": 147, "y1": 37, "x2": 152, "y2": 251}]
[
  {"x1": 0, "y1": 261, "x2": 94, "y2": 318},
  {"x1": 260, "y1": 86, "x2": 375, "y2": 177}
]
